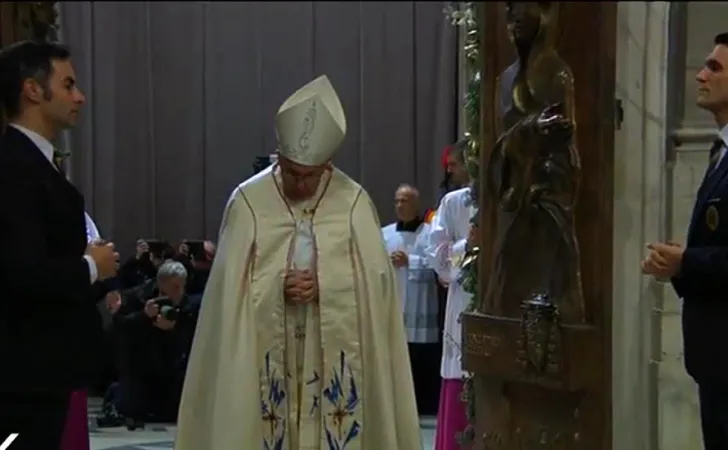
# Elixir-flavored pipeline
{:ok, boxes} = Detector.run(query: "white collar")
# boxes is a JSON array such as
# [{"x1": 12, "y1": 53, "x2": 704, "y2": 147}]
[{"x1": 8, "y1": 123, "x2": 55, "y2": 166}]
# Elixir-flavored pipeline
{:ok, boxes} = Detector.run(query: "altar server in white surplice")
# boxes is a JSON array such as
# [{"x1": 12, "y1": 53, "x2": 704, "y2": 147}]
[
  {"x1": 381, "y1": 184, "x2": 441, "y2": 416},
  {"x1": 426, "y1": 182, "x2": 474, "y2": 450},
  {"x1": 175, "y1": 75, "x2": 422, "y2": 450}
]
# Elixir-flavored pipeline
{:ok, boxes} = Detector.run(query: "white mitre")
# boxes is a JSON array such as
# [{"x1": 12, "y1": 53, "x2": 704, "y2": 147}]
[{"x1": 275, "y1": 75, "x2": 347, "y2": 166}]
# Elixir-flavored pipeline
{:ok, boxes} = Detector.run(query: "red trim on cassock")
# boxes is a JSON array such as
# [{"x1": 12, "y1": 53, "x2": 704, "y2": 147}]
[
  {"x1": 441, "y1": 145, "x2": 453, "y2": 169},
  {"x1": 423, "y1": 208, "x2": 436, "y2": 224}
]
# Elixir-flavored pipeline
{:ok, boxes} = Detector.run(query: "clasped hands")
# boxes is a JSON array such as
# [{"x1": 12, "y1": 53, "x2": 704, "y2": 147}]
[
  {"x1": 640, "y1": 241, "x2": 684, "y2": 280},
  {"x1": 390, "y1": 251, "x2": 408, "y2": 268},
  {"x1": 284, "y1": 269, "x2": 318, "y2": 305},
  {"x1": 85, "y1": 238, "x2": 120, "y2": 281}
]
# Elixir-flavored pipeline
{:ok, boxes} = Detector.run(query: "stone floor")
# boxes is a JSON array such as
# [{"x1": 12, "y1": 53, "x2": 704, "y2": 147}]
[{"x1": 88, "y1": 399, "x2": 436, "y2": 449}]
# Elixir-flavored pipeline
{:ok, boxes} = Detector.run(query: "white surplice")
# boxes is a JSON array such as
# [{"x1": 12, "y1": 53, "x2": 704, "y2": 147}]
[
  {"x1": 381, "y1": 221, "x2": 439, "y2": 343},
  {"x1": 425, "y1": 187, "x2": 474, "y2": 380}
]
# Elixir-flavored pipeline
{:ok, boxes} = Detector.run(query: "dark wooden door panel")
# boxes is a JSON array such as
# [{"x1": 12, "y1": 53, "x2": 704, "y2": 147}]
[{"x1": 464, "y1": 2, "x2": 616, "y2": 449}]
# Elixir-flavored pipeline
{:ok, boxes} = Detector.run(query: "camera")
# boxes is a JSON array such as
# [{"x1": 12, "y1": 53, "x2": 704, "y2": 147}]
[
  {"x1": 142, "y1": 239, "x2": 173, "y2": 260},
  {"x1": 184, "y1": 240, "x2": 206, "y2": 261},
  {"x1": 154, "y1": 296, "x2": 180, "y2": 321}
]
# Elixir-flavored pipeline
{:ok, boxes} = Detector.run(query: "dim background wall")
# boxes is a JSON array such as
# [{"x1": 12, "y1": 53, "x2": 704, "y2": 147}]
[{"x1": 59, "y1": 1, "x2": 457, "y2": 254}]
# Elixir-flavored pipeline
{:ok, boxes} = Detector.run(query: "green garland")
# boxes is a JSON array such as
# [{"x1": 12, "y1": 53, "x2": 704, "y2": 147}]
[
  {"x1": 444, "y1": 2, "x2": 480, "y2": 307},
  {"x1": 444, "y1": 2, "x2": 480, "y2": 447}
]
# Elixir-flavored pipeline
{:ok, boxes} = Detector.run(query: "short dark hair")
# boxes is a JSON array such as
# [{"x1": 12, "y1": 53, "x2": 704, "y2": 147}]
[
  {"x1": 438, "y1": 139, "x2": 469, "y2": 195},
  {"x1": 715, "y1": 33, "x2": 728, "y2": 46},
  {"x1": 447, "y1": 138, "x2": 469, "y2": 163},
  {"x1": 0, "y1": 40, "x2": 71, "y2": 118}
]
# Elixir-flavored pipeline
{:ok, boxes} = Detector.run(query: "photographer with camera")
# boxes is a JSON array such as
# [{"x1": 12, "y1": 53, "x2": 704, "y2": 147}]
[
  {"x1": 176, "y1": 239, "x2": 216, "y2": 295},
  {"x1": 118, "y1": 239, "x2": 175, "y2": 290},
  {"x1": 113, "y1": 260, "x2": 200, "y2": 429}
]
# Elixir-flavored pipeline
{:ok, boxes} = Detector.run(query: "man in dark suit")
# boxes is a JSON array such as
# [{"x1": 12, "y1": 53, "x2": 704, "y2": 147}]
[
  {"x1": 0, "y1": 41, "x2": 119, "y2": 450},
  {"x1": 642, "y1": 32, "x2": 728, "y2": 450}
]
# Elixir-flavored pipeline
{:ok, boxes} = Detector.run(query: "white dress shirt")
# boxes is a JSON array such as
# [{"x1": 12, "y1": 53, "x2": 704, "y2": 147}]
[
  {"x1": 713, "y1": 125, "x2": 728, "y2": 170},
  {"x1": 85, "y1": 212, "x2": 101, "y2": 243},
  {"x1": 426, "y1": 187, "x2": 474, "y2": 379},
  {"x1": 9, "y1": 123, "x2": 98, "y2": 284}
]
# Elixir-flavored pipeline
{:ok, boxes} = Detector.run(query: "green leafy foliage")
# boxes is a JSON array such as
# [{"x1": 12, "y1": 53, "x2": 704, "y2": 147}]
[{"x1": 444, "y1": 2, "x2": 480, "y2": 446}]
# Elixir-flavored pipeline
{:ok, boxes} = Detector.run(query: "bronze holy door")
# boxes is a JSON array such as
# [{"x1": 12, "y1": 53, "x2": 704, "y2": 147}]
[
  {"x1": 462, "y1": 2, "x2": 617, "y2": 449},
  {"x1": 0, "y1": 2, "x2": 58, "y2": 46}
]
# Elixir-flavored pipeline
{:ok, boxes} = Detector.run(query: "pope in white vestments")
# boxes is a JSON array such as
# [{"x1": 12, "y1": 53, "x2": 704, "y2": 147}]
[{"x1": 175, "y1": 75, "x2": 422, "y2": 450}]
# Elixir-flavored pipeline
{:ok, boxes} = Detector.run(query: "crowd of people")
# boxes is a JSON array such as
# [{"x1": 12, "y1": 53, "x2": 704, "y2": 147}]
[
  {"x1": 6, "y1": 22, "x2": 728, "y2": 450},
  {"x1": 91, "y1": 142, "x2": 473, "y2": 446},
  {"x1": 92, "y1": 239, "x2": 215, "y2": 430},
  {"x1": 0, "y1": 36, "x2": 477, "y2": 450}
]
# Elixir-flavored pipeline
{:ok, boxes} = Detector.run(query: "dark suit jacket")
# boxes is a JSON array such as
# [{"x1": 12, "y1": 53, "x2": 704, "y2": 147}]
[
  {"x1": 0, "y1": 126, "x2": 105, "y2": 392},
  {"x1": 112, "y1": 288, "x2": 201, "y2": 374},
  {"x1": 672, "y1": 141, "x2": 728, "y2": 382}
]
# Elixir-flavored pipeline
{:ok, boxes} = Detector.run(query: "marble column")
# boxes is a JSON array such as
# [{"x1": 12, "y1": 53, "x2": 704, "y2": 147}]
[{"x1": 612, "y1": 2, "x2": 680, "y2": 450}]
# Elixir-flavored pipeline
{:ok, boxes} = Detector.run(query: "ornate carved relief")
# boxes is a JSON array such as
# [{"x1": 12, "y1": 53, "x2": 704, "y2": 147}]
[
  {"x1": 517, "y1": 294, "x2": 562, "y2": 379},
  {"x1": 483, "y1": 2, "x2": 585, "y2": 324},
  {"x1": 463, "y1": 332, "x2": 501, "y2": 357},
  {"x1": 1, "y1": 2, "x2": 58, "y2": 46}
]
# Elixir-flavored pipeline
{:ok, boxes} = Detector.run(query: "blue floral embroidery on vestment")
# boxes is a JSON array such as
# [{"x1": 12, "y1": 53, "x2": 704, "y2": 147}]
[
  {"x1": 307, "y1": 371, "x2": 321, "y2": 416},
  {"x1": 261, "y1": 351, "x2": 286, "y2": 450},
  {"x1": 307, "y1": 371, "x2": 320, "y2": 385},
  {"x1": 322, "y1": 351, "x2": 361, "y2": 450}
]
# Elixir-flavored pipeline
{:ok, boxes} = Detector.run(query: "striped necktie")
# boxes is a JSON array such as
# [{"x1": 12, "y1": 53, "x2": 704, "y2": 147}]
[{"x1": 708, "y1": 139, "x2": 724, "y2": 172}]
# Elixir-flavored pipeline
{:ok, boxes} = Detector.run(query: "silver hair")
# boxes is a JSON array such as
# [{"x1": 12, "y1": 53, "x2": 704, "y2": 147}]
[
  {"x1": 156, "y1": 260, "x2": 188, "y2": 280},
  {"x1": 396, "y1": 183, "x2": 420, "y2": 197}
]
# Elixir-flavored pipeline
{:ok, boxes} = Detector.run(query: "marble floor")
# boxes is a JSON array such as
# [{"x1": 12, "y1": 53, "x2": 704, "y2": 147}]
[{"x1": 88, "y1": 399, "x2": 436, "y2": 449}]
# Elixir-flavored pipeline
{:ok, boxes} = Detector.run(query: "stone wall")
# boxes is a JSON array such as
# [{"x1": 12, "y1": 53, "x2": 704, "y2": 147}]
[
  {"x1": 612, "y1": 2, "x2": 673, "y2": 450},
  {"x1": 613, "y1": 2, "x2": 728, "y2": 449}
]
